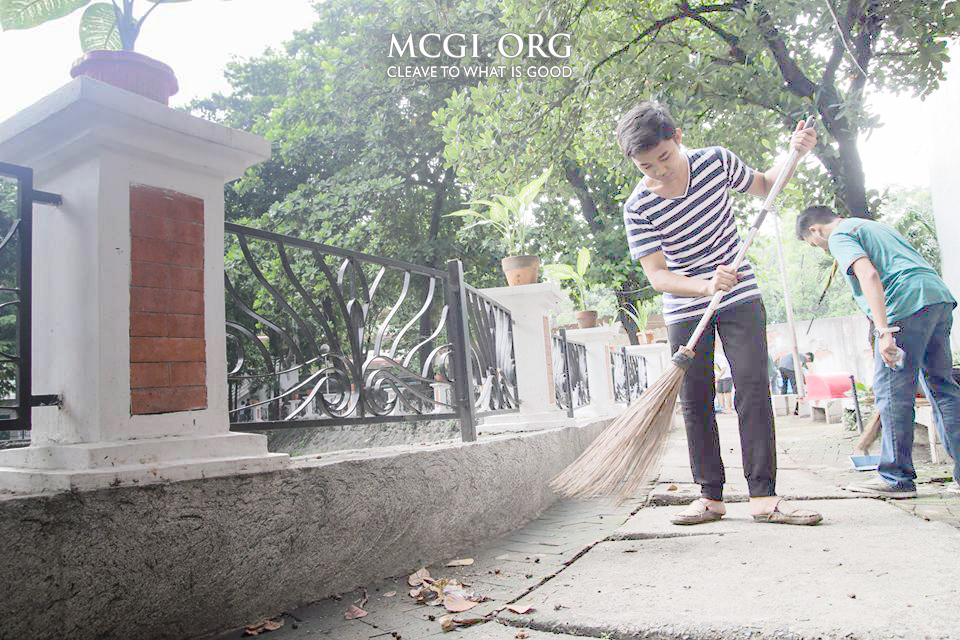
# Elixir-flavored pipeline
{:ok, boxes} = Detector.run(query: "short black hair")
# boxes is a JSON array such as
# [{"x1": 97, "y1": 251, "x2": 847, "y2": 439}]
[
  {"x1": 796, "y1": 205, "x2": 840, "y2": 240},
  {"x1": 615, "y1": 102, "x2": 677, "y2": 157}
]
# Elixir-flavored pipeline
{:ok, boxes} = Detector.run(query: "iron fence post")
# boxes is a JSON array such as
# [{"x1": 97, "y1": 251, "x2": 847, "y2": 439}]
[
  {"x1": 16, "y1": 167, "x2": 32, "y2": 432},
  {"x1": 849, "y1": 374, "x2": 864, "y2": 433},
  {"x1": 622, "y1": 347, "x2": 631, "y2": 406},
  {"x1": 445, "y1": 260, "x2": 477, "y2": 442},
  {"x1": 560, "y1": 329, "x2": 574, "y2": 418}
]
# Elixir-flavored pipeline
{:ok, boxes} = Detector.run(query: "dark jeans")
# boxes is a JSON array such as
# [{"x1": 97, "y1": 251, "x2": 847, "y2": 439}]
[
  {"x1": 779, "y1": 368, "x2": 797, "y2": 394},
  {"x1": 875, "y1": 302, "x2": 960, "y2": 488},
  {"x1": 668, "y1": 298, "x2": 776, "y2": 500}
]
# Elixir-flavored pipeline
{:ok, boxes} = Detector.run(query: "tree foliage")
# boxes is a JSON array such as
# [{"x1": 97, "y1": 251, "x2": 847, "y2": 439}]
[
  {"x1": 875, "y1": 185, "x2": 940, "y2": 273},
  {"x1": 193, "y1": 0, "x2": 514, "y2": 286},
  {"x1": 433, "y1": 0, "x2": 958, "y2": 336}
]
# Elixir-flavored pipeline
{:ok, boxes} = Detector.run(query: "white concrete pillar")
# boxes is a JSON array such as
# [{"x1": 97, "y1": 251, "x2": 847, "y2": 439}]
[
  {"x1": 0, "y1": 78, "x2": 287, "y2": 492},
  {"x1": 929, "y1": 53, "x2": 960, "y2": 349},
  {"x1": 564, "y1": 325, "x2": 624, "y2": 418},
  {"x1": 624, "y1": 343, "x2": 671, "y2": 385},
  {"x1": 476, "y1": 282, "x2": 570, "y2": 432}
]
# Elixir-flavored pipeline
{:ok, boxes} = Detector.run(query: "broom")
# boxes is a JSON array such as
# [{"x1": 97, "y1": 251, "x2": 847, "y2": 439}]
[{"x1": 551, "y1": 116, "x2": 816, "y2": 501}]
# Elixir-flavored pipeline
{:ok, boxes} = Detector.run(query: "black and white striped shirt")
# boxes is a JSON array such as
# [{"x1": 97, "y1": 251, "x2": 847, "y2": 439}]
[{"x1": 623, "y1": 146, "x2": 762, "y2": 325}]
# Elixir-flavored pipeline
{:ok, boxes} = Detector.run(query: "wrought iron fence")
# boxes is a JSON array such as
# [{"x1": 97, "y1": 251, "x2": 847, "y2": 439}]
[
  {"x1": 611, "y1": 347, "x2": 649, "y2": 404},
  {"x1": 552, "y1": 329, "x2": 590, "y2": 417},
  {"x1": 0, "y1": 162, "x2": 60, "y2": 436},
  {"x1": 224, "y1": 223, "x2": 517, "y2": 441}
]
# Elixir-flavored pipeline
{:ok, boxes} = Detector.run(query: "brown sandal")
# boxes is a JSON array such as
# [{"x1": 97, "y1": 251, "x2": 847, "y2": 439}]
[
  {"x1": 752, "y1": 499, "x2": 822, "y2": 526},
  {"x1": 670, "y1": 498, "x2": 724, "y2": 525}
]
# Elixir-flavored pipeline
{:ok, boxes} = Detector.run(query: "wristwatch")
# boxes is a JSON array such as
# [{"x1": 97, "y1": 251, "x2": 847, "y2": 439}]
[{"x1": 872, "y1": 326, "x2": 900, "y2": 339}]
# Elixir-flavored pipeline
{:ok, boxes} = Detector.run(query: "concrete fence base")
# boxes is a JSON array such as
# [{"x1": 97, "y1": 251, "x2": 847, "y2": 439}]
[{"x1": 0, "y1": 418, "x2": 609, "y2": 640}]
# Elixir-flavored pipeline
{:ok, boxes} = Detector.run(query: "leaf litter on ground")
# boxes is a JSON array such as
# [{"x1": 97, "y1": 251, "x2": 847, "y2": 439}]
[
  {"x1": 343, "y1": 604, "x2": 368, "y2": 620},
  {"x1": 407, "y1": 566, "x2": 486, "y2": 613},
  {"x1": 445, "y1": 557, "x2": 474, "y2": 567},
  {"x1": 243, "y1": 618, "x2": 284, "y2": 636}
]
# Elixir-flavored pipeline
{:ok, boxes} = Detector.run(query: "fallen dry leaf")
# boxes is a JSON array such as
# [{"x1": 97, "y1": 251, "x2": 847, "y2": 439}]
[
  {"x1": 383, "y1": 591, "x2": 397, "y2": 598},
  {"x1": 408, "y1": 567, "x2": 432, "y2": 587},
  {"x1": 344, "y1": 605, "x2": 368, "y2": 620},
  {"x1": 439, "y1": 614, "x2": 456, "y2": 632},
  {"x1": 445, "y1": 558, "x2": 475, "y2": 567},
  {"x1": 409, "y1": 587, "x2": 423, "y2": 598},
  {"x1": 506, "y1": 605, "x2": 533, "y2": 614},
  {"x1": 439, "y1": 613, "x2": 488, "y2": 632},
  {"x1": 667, "y1": 484, "x2": 678, "y2": 491},
  {"x1": 443, "y1": 593, "x2": 478, "y2": 613},
  {"x1": 243, "y1": 618, "x2": 284, "y2": 636},
  {"x1": 515, "y1": 633, "x2": 529, "y2": 639}
]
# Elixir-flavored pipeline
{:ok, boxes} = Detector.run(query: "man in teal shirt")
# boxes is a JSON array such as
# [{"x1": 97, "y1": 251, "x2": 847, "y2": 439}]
[{"x1": 796, "y1": 205, "x2": 960, "y2": 497}]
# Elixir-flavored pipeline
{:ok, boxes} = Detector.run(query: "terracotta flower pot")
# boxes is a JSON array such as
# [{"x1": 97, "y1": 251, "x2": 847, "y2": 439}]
[
  {"x1": 70, "y1": 50, "x2": 179, "y2": 105},
  {"x1": 501, "y1": 255, "x2": 540, "y2": 286},
  {"x1": 575, "y1": 310, "x2": 598, "y2": 329}
]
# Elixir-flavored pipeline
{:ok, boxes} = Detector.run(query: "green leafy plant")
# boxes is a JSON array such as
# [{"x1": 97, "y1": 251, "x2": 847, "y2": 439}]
[
  {"x1": 446, "y1": 167, "x2": 552, "y2": 257},
  {"x1": 0, "y1": 0, "x2": 204, "y2": 52},
  {"x1": 619, "y1": 298, "x2": 658, "y2": 333},
  {"x1": 544, "y1": 247, "x2": 592, "y2": 311}
]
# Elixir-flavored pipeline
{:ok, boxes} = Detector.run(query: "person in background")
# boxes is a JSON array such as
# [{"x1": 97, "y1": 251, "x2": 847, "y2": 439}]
[
  {"x1": 778, "y1": 351, "x2": 813, "y2": 395},
  {"x1": 796, "y1": 205, "x2": 960, "y2": 497},
  {"x1": 715, "y1": 351, "x2": 734, "y2": 413},
  {"x1": 767, "y1": 355, "x2": 782, "y2": 395}
]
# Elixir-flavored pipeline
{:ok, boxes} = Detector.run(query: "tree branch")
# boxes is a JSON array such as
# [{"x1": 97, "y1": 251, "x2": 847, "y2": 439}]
[
  {"x1": 848, "y1": 1, "x2": 885, "y2": 98},
  {"x1": 752, "y1": 7, "x2": 818, "y2": 98},
  {"x1": 678, "y1": 0, "x2": 746, "y2": 63},
  {"x1": 584, "y1": 1, "x2": 747, "y2": 85},
  {"x1": 822, "y1": 0, "x2": 868, "y2": 78},
  {"x1": 562, "y1": 156, "x2": 603, "y2": 235}
]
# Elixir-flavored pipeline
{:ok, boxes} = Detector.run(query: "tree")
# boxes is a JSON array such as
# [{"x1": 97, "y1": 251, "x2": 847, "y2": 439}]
[
  {"x1": 434, "y1": 1, "x2": 959, "y2": 338},
  {"x1": 193, "y1": 0, "x2": 509, "y2": 284},
  {"x1": 192, "y1": 0, "x2": 525, "y2": 390},
  {"x1": 506, "y1": 0, "x2": 957, "y2": 215},
  {"x1": 876, "y1": 185, "x2": 941, "y2": 272}
]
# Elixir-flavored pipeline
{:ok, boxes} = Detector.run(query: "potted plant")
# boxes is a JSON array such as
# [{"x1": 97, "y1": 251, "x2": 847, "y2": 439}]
[
  {"x1": 0, "y1": 0, "x2": 210, "y2": 104},
  {"x1": 544, "y1": 247, "x2": 597, "y2": 328},
  {"x1": 446, "y1": 167, "x2": 552, "y2": 286},
  {"x1": 620, "y1": 299, "x2": 657, "y2": 344}
]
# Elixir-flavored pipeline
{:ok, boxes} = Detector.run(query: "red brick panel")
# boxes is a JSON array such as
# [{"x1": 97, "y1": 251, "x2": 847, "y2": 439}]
[{"x1": 129, "y1": 185, "x2": 207, "y2": 415}]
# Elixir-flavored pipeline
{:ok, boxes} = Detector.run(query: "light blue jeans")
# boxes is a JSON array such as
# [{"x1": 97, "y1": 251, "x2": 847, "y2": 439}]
[{"x1": 874, "y1": 303, "x2": 960, "y2": 489}]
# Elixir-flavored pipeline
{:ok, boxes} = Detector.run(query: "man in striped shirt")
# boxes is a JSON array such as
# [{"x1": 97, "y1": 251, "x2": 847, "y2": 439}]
[{"x1": 617, "y1": 102, "x2": 821, "y2": 526}]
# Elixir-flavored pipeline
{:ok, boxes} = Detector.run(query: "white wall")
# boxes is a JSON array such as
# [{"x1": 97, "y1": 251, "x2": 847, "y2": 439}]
[
  {"x1": 764, "y1": 315, "x2": 874, "y2": 387},
  {"x1": 929, "y1": 52, "x2": 960, "y2": 349}
]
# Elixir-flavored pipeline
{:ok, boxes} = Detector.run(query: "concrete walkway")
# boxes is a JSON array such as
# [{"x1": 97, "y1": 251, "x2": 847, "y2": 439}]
[{"x1": 206, "y1": 411, "x2": 960, "y2": 640}]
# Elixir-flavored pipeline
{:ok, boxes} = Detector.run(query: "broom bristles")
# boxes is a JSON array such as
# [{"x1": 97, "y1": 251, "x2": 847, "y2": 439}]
[{"x1": 550, "y1": 362, "x2": 687, "y2": 501}]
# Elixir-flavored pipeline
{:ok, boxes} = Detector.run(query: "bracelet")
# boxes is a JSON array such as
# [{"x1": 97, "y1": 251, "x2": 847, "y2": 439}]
[{"x1": 872, "y1": 326, "x2": 900, "y2": 338}]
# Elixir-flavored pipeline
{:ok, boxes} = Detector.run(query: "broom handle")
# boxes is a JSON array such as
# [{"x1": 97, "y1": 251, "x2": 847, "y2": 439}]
[{"x1": 684, "y1": 116, "x2": 816, "y2": 352}]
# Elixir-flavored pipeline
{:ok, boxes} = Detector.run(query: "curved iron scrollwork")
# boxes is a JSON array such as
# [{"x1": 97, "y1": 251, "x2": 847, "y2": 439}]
[
  {"x1": 224, "y1": 224, "x2": 517, "y2": 437},
  {"x1": 464, "y1": 285, "x2": 519, "y2": 414},
  {"x1": 0, "y1": 163, "x2": 61, "y2": 434},
  {"x1": 611, "y1": 347, "x2": 649, "y2": 404},
  {"x1": 552, "y1": 330, "x2": 590, "y2": 415},
  {"x1": 0, "y1": 172, "x2": 22, "y2": 431}
]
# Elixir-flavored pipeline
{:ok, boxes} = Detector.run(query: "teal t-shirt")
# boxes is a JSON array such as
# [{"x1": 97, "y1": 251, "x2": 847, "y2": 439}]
[{"x1": 828, "y1": 218, "x2": 955, "y2": 323}]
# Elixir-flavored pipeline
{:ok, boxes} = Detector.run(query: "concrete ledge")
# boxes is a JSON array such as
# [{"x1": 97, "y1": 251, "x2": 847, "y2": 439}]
[{"x1": 0, "y1": 418, "x2": 609, "y2": 640}]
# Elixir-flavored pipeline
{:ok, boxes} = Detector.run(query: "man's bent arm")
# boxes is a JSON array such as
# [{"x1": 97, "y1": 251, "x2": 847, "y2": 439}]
[
  {"x1": 850, "y1": 257, "x2": 890, "y2": 329},
  {"x1": 851, "y1": 256, "x2": 900, "y2": 364},
  {"x1": 639, "y1": 251, "x2": 735, "y2": 297}
]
